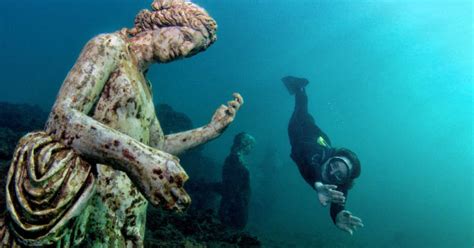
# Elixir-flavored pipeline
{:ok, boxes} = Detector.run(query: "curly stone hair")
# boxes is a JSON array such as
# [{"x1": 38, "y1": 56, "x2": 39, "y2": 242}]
[{"x1": 128, "y1": 0, "x2": 217, "y2": 48}]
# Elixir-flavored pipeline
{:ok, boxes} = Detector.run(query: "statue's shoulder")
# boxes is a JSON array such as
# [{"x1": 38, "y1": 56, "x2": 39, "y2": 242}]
[{"x1": 86, "y1": 32, "x2": 128, "y2": 51}]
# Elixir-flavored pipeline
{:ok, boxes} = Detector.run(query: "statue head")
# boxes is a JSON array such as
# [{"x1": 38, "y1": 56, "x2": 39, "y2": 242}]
[
  {"x1": 231, "y1": 132, "x2": 256, "y2": 156},
  {"x1": 127, "y1": 0, "x2": 217, "y2": 64}
]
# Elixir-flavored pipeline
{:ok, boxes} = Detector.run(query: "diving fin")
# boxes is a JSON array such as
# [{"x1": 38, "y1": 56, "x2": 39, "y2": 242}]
[{"x1": 282, "y1": 76, "x2": 309, "y2": 95}]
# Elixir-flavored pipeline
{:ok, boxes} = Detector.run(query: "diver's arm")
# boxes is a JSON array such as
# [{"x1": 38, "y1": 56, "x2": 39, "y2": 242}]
[
  {"x1": 45, "y1": 34, "x2": 189, "y2": 209},
  {"x1": 329, "y1": 186, "x2": 348, "y2": 222},
  {"x1": 329, "y1": 185, "x2": 363, "y2": 235}
]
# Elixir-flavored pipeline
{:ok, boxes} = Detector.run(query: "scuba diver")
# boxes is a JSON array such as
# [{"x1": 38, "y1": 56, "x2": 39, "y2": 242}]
[{"x1": 283, "y1": 76, "x2": 364, "y2": 235}]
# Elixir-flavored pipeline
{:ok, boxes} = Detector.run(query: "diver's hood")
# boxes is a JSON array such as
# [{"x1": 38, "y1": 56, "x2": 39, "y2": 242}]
[{"x1": 332, "y1": 156, "x2": 353, "y2": 174}]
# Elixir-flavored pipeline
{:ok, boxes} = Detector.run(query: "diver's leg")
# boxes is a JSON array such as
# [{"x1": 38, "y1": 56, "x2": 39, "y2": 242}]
[
  {"x1": 294, "y1": 87, "x2": 309, "y2": 115},
  {"x1": 288, "y1": 88, "x2": 316, "y2": 146}
]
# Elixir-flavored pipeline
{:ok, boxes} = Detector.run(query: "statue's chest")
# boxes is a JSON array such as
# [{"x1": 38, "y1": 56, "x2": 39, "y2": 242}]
[
  {"x1": 92, "y1": 65, "x2": 155, "y2": 143},
  {"x1": 85, "y1": 63, "x2": 154, "y2": 243}
]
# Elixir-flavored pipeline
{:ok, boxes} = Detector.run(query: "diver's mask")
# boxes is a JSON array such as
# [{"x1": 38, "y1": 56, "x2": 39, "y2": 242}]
[{"x1": 321, "y1": 156, "x2": 353, "y2": 184}]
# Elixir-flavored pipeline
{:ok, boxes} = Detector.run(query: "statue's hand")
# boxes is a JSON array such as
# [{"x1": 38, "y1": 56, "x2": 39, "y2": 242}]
[
  {"x1": 209, "y1": 93, "x2": 243, "y2": 134},
  {"x1": 141, "y1": 150, "x2": 190, "y2": 211}
]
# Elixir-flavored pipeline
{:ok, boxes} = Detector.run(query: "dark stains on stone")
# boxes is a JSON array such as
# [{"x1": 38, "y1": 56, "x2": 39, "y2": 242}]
[
  {"x1": 152, "y1": 168, "x2": 162, "y2": 176},
  {"x1": 122, "y1": 149, "x2": 136, "y2": 162}
]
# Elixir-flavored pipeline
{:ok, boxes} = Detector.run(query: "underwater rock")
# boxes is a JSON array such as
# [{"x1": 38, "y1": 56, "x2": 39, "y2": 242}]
[
  {"x1": 0, "y1": 127, "x2": 17, "y2": 161},
  {"x1": 0, "y1": 160, "x2": 8, "y2": 214},
  {"x1": 145, "y1": 209, "x2": 261, "y2": 247},
  {"x1": 0, "y1": 102, "x2": 46, "y2": 133},
  {"x1": 0, "y1": 102, "x2": 47, "y2": 160},
  {"x1": 156, "y1": 104, "x2": 194, "y2": 135}
]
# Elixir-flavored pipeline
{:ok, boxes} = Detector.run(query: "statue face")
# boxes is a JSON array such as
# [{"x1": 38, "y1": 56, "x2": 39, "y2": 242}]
[
  {"x1": 149, "y1": 27, "x2": 206, "y2": 63},
  {"x1": 231, "y1": 133, "x2": 256, "y2": 156},
  {"x1": 241, "y1": 142, "x2": 254, "y2": 155}
]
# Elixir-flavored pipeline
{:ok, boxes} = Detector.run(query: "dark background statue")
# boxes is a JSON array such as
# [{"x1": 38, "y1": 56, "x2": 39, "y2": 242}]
[{"x1": 218, "y1": 132, "x2": 256, "y2": 230}]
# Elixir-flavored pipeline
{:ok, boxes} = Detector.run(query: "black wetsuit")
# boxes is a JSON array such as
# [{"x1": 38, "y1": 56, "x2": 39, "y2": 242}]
[{"x1": 288, "y1": 88, "x2": 348, "y2": 223}]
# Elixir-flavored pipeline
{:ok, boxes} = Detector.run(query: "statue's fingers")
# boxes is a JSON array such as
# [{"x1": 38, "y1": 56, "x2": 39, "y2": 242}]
[
  {"x1": 170, "y1": 187, "x2": 191, "y2": 211},
  {"x1": 233, "y1": 92, "x2": 243, "y2": 105},
  {"x1": 225, "y1": 106, "x2": 236, "y2": 116},
  {"x1": 213, "y1": 105, "x2": 227, "y2": 121},
  {"x1": 161, "y1": 164, "x2": 191, "y2": 210},
  {"x1": 227, "y1": 100, "x2": 240, "y2": 110},
  {"x1": 150, "y1": 182, "x2": 175, "y2": 208},
  {"x1": 217, "y1": 104, "x2": 228, "y2": 114}
]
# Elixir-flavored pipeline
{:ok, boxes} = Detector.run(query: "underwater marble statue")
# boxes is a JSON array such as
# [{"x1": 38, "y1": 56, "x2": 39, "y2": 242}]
[{"x1": 0, "y1": 0, "x2": 243, "y2": 246}]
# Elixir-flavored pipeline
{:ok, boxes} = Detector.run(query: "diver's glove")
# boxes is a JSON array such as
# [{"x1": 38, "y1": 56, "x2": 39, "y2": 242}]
[
  {"x1": 314, "y1": 182, "x2": 345, "y2": 206},
  {"x1": 335, "y1": 210, "x2": 364, "y2": 235}
]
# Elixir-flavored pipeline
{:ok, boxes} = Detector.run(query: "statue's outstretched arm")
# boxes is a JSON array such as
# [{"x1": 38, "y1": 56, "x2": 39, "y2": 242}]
[
  {"x1": 152, "y1": 93, "x2": 243, "y2": 155},
  {"x1": 45, "y1": 34, "x2": 189, "y2": 210}
]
